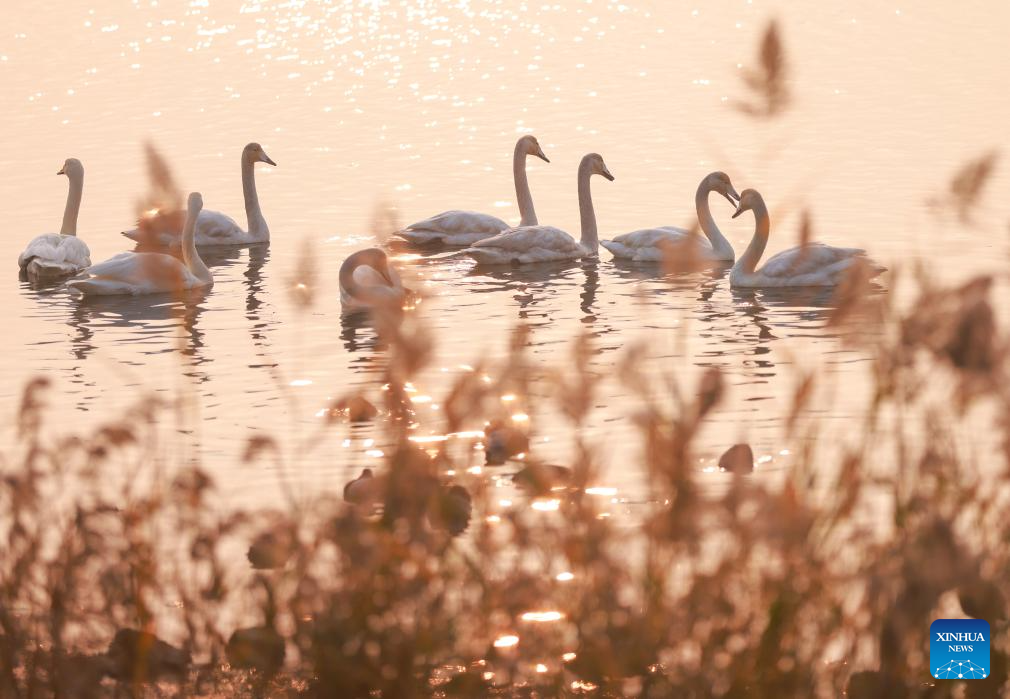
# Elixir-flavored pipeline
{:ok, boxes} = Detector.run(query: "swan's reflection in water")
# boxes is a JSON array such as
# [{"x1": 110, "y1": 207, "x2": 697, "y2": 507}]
[{"x1": 69, "y1": 288, "x2": 211, "y2": 368}]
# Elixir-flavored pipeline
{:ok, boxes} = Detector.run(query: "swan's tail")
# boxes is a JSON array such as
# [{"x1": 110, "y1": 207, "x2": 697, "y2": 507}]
[
  {"x1": 121, "y1": 227, "x2": 142, "y2": 242},
  {"x1": 462, "y1": 246, "x2": 511, "y2": 266},
  {"x1": 67, "y1": 277, "x2": 135, "y2": 297},
  {"x1": 23, "y1": 257, "x2": 82, "y2": 280}
]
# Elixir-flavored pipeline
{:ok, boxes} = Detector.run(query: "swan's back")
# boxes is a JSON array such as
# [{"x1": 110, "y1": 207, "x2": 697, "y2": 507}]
[
  {"x1": 124, "y1": 209, "x2": 246, "y2": 247},
  {"x1": 19, "y1": 234, "x2": 92, "y2": 277},
  {"x1": 761, "y1": 243, "x2": 868, "y2": 279},
  {"x1": 732, "y1": 243, "x2": 884, "y2": 287},
  {"x1": 68, "y1": 251, "x2": 202, "y2": 296},
  {"x1": 400, "y1": 210, "x2": 510, "y2": 246}
]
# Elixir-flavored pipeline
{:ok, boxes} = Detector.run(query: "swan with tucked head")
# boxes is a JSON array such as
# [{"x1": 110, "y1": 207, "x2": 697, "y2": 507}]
[
  {"x1": 122, "y1": 143, "x2": 275, "y2": 247},
  {"x1": 601, "y1": 171, "x2": 739, "y2": 262},
  {"x1": 69, "y1": 192, "x2": 213, "y2": 296},
  {"x1": 339, "y1": 248, "x2": 409, "y2": 312},
  {"x1": 729, "y1": 189, "x2": 885, "y2": 287},
  {"x1": 18, "y1": 159, "x2": 92, "y2": 279},
  {"x1": 463, "y1": 153, "x2": 614, "y2": 265},
  {"x1": 396, "y1": 135, "x2": 550, "y2": 246}
]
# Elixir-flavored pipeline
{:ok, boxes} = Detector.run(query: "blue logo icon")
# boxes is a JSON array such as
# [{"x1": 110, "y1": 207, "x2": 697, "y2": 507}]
[{"x1": 930, "y1": 619, "x2": 989, "y2": 680}]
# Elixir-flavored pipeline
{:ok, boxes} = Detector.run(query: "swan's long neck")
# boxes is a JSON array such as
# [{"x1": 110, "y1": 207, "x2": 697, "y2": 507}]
[
  {"x1": 241, "y1": 158, "x2": 268, "y2": 239},
  {"x1": 339, "y1": 251, "x2": 370, "y2": 299},
  {"x1": 577, "y1": 161, "x2": 599, "y2": 253},
  {"x1": 736, "y1": 200, "x2": 770, "y2": 275},
  {"x1": 60, "y1": 171, "x2": 83, "y2": 237},
  {"x1": 696, "y1": 181, "x2": 733, "y2": 259},
  {"x1": 513, "y1": 143, "x2": 537, "y2": 226},
  {"x1": 182, "y1": 208, "x2": 211, "y2": 282}
]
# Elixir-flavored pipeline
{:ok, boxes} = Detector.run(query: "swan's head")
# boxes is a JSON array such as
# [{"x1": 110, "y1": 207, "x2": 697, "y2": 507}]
[
  {"x1": 187, "y1": 191, "x2": 204, "y2": 215},
  {"x1": 732, "y1": 189, "x2": 765, "y2": 219},
  {"x1": 243, "y1": 142, "x2": 277, "y2": 166},
  {"x1": 705, "y1": 171, "x2": 741, "y2": 206},
  {"x1": 583, "y1": 153, "x2": 614, "y2": 181},
  {"x1": 359, "y1": 247, "x2": 396, "y2": 285},
  {"x1": 57, "y1": 158, "x2": 83, "y2": 178},
  {"x1": 518, "y1": 135, "x2": 549, "y2": 163}
]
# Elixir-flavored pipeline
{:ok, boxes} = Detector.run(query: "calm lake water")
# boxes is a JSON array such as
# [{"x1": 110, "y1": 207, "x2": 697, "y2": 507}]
[{"x1": 2, "y1": 0, "x2": 1008, "y2": 508}]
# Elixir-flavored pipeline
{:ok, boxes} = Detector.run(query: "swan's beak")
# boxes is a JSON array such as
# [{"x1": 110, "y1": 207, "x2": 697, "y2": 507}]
[
  {"x1": 732, "y1": 206, "x2": 745, "y2": 219},
  {"x1": 57, "y1": 167, "x2": 66, "y2": 176},
  {"x1": 260, "y1": 152, "x2": 277, "y2": 166},
  {"x1": 724, "y1": 187, "x2": 741, "y2": 206},
  {"x1": 601, "y1": 168, "x2": 615, "y2": 182},
  {"x1": 535, "y1": 147, "x2": 550, "y2": 163}
]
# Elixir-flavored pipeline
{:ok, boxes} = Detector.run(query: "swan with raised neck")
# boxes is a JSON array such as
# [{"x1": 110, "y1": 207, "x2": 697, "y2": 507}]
[
  {"x1": 121, "y1": 143, "x2": 275, "y2": 247},
  {"x1": 463, "y1": 153, "x2": 614, "y2": 265},
  {"x1": 396, "y1": 135, "x2": 550, "y2": 246},
  {"x1": 600, "y1": 171, "x2": 739, "y2": 262},
  {"x1": 17, "y1": 159, "x2": 92, "y2": 279},
  {"x1": 729, "y1": 188, "x2": 885, "y2": 287},
  {"x1": 68, "y1": 192, "x2": 214, "y2": 296}
]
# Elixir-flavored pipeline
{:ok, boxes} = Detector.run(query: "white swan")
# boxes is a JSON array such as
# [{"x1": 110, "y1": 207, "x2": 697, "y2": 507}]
[
  {"x1": 600, "y1": 171, "x2": 739, "y2": 262},
  {"x1": 396, "y1": 135, "x2": 550, "y2": 246},
  {"x1": 18, "y1": 159, "x2": 92, "y2": 279},
  {"x1": 729, "y1": 189, "x2": 885, "y2": 287},
  {"x1": 463, "y1": 153, "x2": 614, "y2": 265},
  {"x1": 69, "y1": 192, "x2": 213, "y2": 296},
  {"x1": 122, "y1": 143, "x2": 275, "y2": 247},
  {"x1": 339, "y1": 248, "x2": 408, "y2": 312}
]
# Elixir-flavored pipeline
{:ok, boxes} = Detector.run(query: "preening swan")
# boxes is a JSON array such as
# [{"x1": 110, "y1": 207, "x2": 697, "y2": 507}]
[
  {"x1": 69, "y1": 192, "x2": 213, "y2": 296},
  {"x1": 339, "y1": 248, "x2": 408, "y2": 312},
  {"x1": 17, "y1": 159, "x2": 92, "y2": 279},
  {"x1": 729, "y1": 189, "x2": 885, "y2": 287},
  {"x1": 396, "y1": 135, "x2": 550, "y2": 246},
  {"x1": 601, "y1": 171, "x2": 739, "y2": 262},
  {"x1": 122, "y1": 143, "x2": 275, "y2": 247},
  {"x1": 463, "y1": 153, "x2": 614, "y2": 265}
]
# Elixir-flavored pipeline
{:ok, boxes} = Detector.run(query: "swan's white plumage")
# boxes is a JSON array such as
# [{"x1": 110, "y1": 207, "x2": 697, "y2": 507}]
[
  {"x1": 123, "y1": 209, "x2": 263, "y2": 247},
  {"x1": 398, "y1": 210, "x2": 509, "y2": 246},
  {"x1": 19, "y1": 234, "x2": 91, "y2": 278},
  {"x1": 67, "y1": 251, "x2": 207, "y2": 295},
  {"x1": 69, "y1": 192, "x2": 212, "y2": 296},
  {"x1": 732, "y1": 244, "x2": 879, "y2": 287},
  {"x1": 729, "y1": 188, "x2": 885, "y2": 288},
  {"x1": 465, "y1": 226, "x2": 589, "y2": 265},
  {"x1": 600, "y1": 227, "x2": 703, "y2": 262},
  {"x1": 398, "y1": 135, "x2": 549, "y2": 246}
]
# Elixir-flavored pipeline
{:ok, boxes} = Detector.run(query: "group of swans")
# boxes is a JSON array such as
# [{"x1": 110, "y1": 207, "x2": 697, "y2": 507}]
[
  {"x1": 18, "y1": 135, "x2": 882, "y2": 309},
  {"x1": 346, "y1": 136, "x2": 883, "y2": 300},
  {"x1": 17, "y1": 143, "x2": 275, "y2": 296}
]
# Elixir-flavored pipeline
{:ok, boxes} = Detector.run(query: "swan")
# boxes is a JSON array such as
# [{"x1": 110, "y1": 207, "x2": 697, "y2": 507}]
[
  {"x1": 339, "y1": 248, "x2": 408, "y2": 312},
  {"x1": 396, "y1": 135, "x2": 550, "y2": 246},
  {"x1": 121, "y1": 143, "x2": 275, "y2": 247},
  {"x1": 17, "y1": 159, "x2": 92, "y2": 279},
  {"x1": 729, "y1": 189, "x2": 885, "y2": 287},
  {"x1": 600, "y1": 171, "x2": 740, "y2": 262},
  {"x1": 463, "y1": 153, "x2": 614, "y2": 265},
  {"x1": 68, "y1": 192, "x2": 213, "y2": 296}
]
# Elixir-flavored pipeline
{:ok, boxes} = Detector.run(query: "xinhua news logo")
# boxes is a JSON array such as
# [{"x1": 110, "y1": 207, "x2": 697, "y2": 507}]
[{"x1": 930, "y1": 619, "x2": 990, "y2": 680}]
